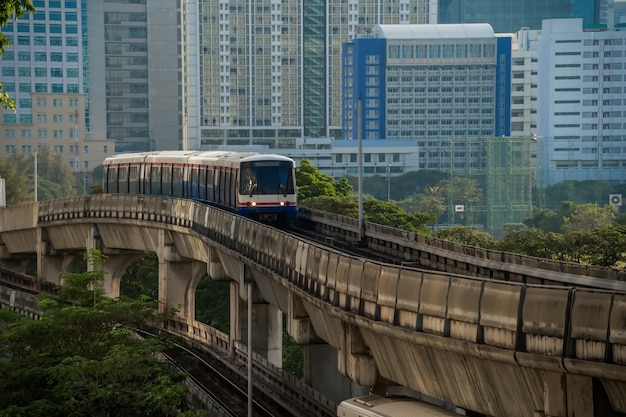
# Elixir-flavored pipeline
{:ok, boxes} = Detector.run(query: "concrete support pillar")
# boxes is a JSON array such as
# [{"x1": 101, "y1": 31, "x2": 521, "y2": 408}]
[
  {"x1": 37, "y1": 227, "x2": 80, "y2": 285},
  {"x1": 86, "y1": 225, "x2": 144, "y2": 299},
  {"x1": 338, "y1": 323, "x2": 377, "y2": 387},
  {"x1": 543, "y1": 372, "x2": 594, "y2": 417},
  {"x1": 304, "y1": 343, "x2": 369, "y2": 404},
  {"x1": 157, "y1": 229, "x2": 205, "y2": 319},
  {"x1": 229, "y1": 279, "x2": 282, "y2": 367},
  {"x1": 36, "y1": 226, "x2": 96, "y2": 289},
  {"x1": 565, "y1": 374, "x2": 593, "y2": 417},
  {"x1": 38, "y1": 255, "x2": 79, "y2": 285},
  {"x1": 287, "y1": 292, "x2": 321, "y2": 344},
  {"x1": 208, "y1": 246, "x2": 226, "y2": 280},
  {"x1": 36, "y1": 227, "x2": 45, "y2": 283}
]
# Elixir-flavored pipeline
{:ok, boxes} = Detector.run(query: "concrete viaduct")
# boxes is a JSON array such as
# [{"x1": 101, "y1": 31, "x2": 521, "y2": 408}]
[{"x1": 1, "y1": 194, "x2": 626, "y2": 417}]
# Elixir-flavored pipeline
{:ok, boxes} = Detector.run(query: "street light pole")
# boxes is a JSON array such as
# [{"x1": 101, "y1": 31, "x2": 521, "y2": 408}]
[
  {"x1": 33, "y1": 151, "x2": 37, "y2": 202},
  {"x1": 387, "y1": 163, "x2": 391, "y2": 202}
]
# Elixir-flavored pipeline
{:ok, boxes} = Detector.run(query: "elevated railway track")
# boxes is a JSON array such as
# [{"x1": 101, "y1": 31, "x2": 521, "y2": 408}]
[{"x1": 2, "y1": 195, "x2": 626, "y2": 416}]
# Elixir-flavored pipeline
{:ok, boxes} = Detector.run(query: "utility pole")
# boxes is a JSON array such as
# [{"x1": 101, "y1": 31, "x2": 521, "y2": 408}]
[
  {"x1": 387, "y1": 163, "x2": 391, "y2": 202},
  {"x1": 33, "y1": 150, "x2": 37, "y2": 202}
]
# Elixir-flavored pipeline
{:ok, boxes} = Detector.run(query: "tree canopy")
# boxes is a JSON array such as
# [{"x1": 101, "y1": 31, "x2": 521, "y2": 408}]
[
  {"x1": 0, "y1": 249, "x2": 198, "y2": 417},
  {"x1": 0, "y1": 147, "x2": 77, "y2": 205}
]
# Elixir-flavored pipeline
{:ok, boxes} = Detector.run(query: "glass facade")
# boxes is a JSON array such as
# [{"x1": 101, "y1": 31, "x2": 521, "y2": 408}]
[
  {"x1": 438, "y1": 0, "x2": 597, "y2": 33},
  {"x1": 102, "y1": 1, "x2": 150, "y2": 151},
  {"x1": 303, "y1": 0, "x2": 326, "y2": 138}
]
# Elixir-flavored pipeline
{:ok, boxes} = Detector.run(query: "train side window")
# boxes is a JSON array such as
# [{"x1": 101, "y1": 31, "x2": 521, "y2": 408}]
[
  {"x1": 206, "y1": 168, "x2": 214, "y2": 202},
  {"x1": 189, "y1": 167, "x2": 196, "y2": 198},
  {"x1": 118, "y1": 166, "x2": 129, "y2": 194},
  {"x1": 230, "y1": 170, "x2": 237, "y2": 206},
  {"x1": 106, "y1": 166, "x2": 118, "y2": 193},
  {"x1": 150, "y1": 165, "x2": 161, "y2": 195},
  {"x1": 162, "y1": 164, "x2": 172, "y2": 196},
  {"x1": 173, "y1": 165, "x2": 183, "y2": 197},
  {"x1": 216, "y1": 167, "x2": 223, "y2": 204},
  {"x1": 224, "y1": 168, "x2": 231, "y2": 206},
  {"x1": 129, "y1": 165, "x2": 139, "y2": 194},
  {"x1": 198, "y1": 167, "x2": 206, "y2": 200},
  {"x1": 181, "y1": 165, "x2": 193, "y2": 198}
]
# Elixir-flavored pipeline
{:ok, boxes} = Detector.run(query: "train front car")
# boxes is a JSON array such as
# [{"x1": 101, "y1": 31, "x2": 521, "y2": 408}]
[{"x1": 237, "y1": 154, "x2": 297, "y2": 223}]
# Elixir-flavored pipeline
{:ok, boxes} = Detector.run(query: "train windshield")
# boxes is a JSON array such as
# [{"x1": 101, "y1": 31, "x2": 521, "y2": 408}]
[{"x1": 240, "y1": 160, "x2": 294, "y2": 196}]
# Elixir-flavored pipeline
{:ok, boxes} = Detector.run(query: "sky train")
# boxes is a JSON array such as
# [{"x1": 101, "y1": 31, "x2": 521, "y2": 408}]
[
  {"x1": 337, "y1": 395, "x2": 464, "y2": 417},
  {"x1": 102, "y1": 150, "x2": 298, "y2": 222}
]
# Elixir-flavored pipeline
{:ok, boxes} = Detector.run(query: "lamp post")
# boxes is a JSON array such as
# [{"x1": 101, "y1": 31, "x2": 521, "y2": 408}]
[
  {"x1": 387, "y1": 163, "x2": 391, "y2": 202},
  {"x1": 33, "y1": 151, "x2": 37, "y2": 202}
]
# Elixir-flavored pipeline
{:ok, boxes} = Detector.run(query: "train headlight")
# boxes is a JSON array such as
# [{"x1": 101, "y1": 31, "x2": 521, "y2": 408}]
[
  {"x1": 280, "y1": 201, "x2": 285, "y2": 206},
  {"x1": 247, "y1": 201, "x2": 257, "y2": 207}
]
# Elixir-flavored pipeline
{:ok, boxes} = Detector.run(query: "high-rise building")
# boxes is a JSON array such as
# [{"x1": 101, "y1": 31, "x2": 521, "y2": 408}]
[
  {"x1": 537, "y1": 18, "x2": 626, "y2": 185},
  {"x1": 196, "y1": 0, "x2": 437, "y2": 149},
  {"x1": 510, "y1": 29, "x2": 539, "y2": 138},
  {"x1": 0, "y1": 0, "x2": 112, "y2": 182},
  {"x1": 87, "y1": 1, "x2": 184, "y2": 152},
  {"x1": 341, "y1": 24, "x2": 512, "y2": 170},
  {"x1": 438, "y1": 0, "x2": 597, "y2": 33},
  {"x1": 0, "y1": 0, "x2": 188, "y2": 176}
]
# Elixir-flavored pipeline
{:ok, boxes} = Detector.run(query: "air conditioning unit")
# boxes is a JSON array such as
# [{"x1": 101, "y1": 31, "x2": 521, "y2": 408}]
[{"x1": 609, "y1": 194, "x2": 622, "y2": 206}]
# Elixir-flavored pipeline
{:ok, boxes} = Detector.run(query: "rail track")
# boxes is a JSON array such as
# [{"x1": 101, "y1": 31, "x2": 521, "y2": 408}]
[{"x1": 139, "y1": 327, "x2": 335, "y2": 417}]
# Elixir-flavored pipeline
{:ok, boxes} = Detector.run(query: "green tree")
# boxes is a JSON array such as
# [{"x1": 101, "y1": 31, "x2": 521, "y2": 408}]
[
  {"x1": 0, "y1": 156, "x2": 31, "y2": 205},
  {"x1": 296, "y1": 159, "x2": 349, "y2": 202},
  {"x1": 120, "y1": 253, "x2": 159, "y2": 300},
  {"x1": 348, "y1": 170, "x2": 448, "y2": 201},
  {"x1": 91, "y1": 164, "x2": 104, "y2": 183},
  {"x1": 282, "y1": 331, "x2": 303, "y2": 380},
  {"x1": 0, "y1": 0, "x2": 36, "y2": 110},
  {"x1": 364, "y1": 199, "x2": 435, "y2": 233},
  {"x1": 409, "y1": 186, "x2": 446, "y2": 218},
  {"x1": 562, "y1": 202, "x2": 616, "y2": 233},
  {"x1": 195, "y1": 276, "x2": 230, "y2": 332},
  {"x1": 523, "y1": 208, "x2": 561, "y2": 233},
  {"x1": 523, "y1": 201, "x2": 581, "y2": 234},
  {"x1": 438, "y1": 176, "x2": 483, "y2": 208},
  {"x1": 0, "y1": 147, "x2": 77, "y2": 203},
  {"x1": 436, "y1": 226, "x2": 495, "y2": 248},
  {"x1": 497, "y1": 228, "x2": 565, "y2": 260},
  {"x1": 0, "y1": 249, "x2": 193, "y2": 417}
]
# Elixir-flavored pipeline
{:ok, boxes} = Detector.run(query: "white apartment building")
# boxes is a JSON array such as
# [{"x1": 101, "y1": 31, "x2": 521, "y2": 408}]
[
  {"x1": 510, "y1": 29, "x2": 539, "y2": 137},
  {"x1": 537, "y1": 18, "x2": 626, "y2": 185}
]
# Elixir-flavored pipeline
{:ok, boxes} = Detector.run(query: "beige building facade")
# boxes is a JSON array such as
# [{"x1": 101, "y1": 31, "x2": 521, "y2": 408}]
[{"x1": 1, "y1": 92, "x2": 113, "y2": 184}]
